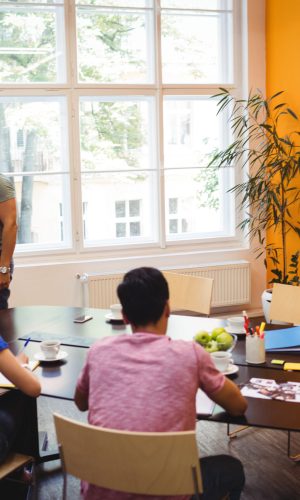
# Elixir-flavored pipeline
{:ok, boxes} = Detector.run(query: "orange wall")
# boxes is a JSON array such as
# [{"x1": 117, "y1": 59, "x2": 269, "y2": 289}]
[
  {"x1": 266, "y1": 0, "x2": 300, "y2": 283},
  {"x1": 266, "y1": 0, "x2": 300, "y2": 109}
]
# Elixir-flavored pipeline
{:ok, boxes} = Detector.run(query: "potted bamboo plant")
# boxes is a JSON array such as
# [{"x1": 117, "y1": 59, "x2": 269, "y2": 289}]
[{"x1": 209, "y1": 89, "x2": 300, "y2": 321}]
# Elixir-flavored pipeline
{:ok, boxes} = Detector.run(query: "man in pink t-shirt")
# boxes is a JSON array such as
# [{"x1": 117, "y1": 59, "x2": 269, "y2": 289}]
[{"x1": 75, "y1": 267, "x2": 247, "y2": 500}]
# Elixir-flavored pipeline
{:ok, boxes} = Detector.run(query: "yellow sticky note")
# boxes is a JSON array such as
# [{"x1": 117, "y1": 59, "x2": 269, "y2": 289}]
[{"x1": 284, "y1": 363, "x2": 300, "y2": 371}]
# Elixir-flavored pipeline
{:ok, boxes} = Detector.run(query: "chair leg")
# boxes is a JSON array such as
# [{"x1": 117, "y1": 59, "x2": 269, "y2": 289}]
[
  {"x1": 287, "y1": 430, "x2": 300, "y2": 461},
  {"x1": 62, "y1": 472, "x2": 67, "y2": 500},
  {"x1": 58, "y1": 444, "x2": 67, "y2": 500},
  {"x1": 191, "y1": 466, "x2": 201, "y2": 500},
  {"x1": 226, "y1": 423, "x2": 249, "y2": 439}
]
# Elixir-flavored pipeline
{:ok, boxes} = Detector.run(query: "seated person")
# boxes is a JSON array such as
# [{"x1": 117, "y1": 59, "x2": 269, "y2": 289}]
[
  {"x1": 0, "y1": 336, "x2": 41, "y2": 464},
  {"x1": 75, "y1": 267, "x2": 247, "y2": 500}
]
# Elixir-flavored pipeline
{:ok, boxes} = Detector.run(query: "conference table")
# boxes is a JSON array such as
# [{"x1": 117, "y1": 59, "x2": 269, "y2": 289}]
[{"x1": 2, "y1": 306, "x2": 300, "y2": 461}]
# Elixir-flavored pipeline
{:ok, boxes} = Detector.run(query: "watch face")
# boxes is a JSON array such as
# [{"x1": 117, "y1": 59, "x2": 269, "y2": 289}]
[{"x1": 0, "y1": 267, "x2": 8, "y2": 274}]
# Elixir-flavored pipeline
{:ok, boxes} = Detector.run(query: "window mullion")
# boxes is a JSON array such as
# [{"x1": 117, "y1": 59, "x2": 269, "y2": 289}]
[{"x1": 155, "y1": 1, "x2": 166, "y2": 249}]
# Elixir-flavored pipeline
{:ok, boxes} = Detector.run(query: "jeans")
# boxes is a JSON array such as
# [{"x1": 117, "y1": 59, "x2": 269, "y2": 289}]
[
  {"x1": 191, "y1": 454, "x2": 245, "y2": 500},
  {"x1": 0, "y1": 287, "x2": 10, "y2": 310},
  {"x1": 0, "y1": 391, "x2": 26, "y2": 463}
]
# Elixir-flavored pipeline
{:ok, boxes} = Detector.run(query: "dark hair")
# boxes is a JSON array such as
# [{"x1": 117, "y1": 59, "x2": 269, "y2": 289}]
[{"x1": 117, "y1": 267, "x2": 169, "y2": 327}]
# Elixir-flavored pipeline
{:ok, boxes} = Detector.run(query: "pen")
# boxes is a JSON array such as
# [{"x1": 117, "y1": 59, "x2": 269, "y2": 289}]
[
  {"x1": 260, "y1": 322, "x2": 266, "y2": 332},
  {"x1": 19, "y1": 337, "x2": 31, "y2": 353},
  {"x1": 243, "y1": 310, "x2": 249, "y2": 334},
  {"x1": 259, "y1": 322, "x2": 266, "y2": 339}
]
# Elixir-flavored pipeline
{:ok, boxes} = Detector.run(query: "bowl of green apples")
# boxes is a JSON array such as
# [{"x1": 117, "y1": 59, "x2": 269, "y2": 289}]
[{"x1": 193, "y1": 327, "x2": 237, "y2": 353}]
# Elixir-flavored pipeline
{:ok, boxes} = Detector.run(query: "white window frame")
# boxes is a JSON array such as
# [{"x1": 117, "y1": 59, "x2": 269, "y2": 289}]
[{"x1": 0, "y1": 0, "x2": 251, "y2": 262}]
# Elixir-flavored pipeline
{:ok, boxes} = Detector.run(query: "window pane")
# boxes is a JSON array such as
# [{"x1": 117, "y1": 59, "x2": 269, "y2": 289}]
[
  {"x1": 116, "y1": 222, "x2": 126, "y2": 237},
  {"x1": 0, "y1": 97, "x2": 71, "y2": 249},
  {"x1": 164, "y1": 97, "x2": 227, "y2": 168},
  {"x1": 169, "y1": 219, "x2": 178, "y2": 234},
  {"x1": 0, "y1": 0, "x2": 63, "y2": 3},
  {"x1": 76, "y1": 1, "x2": 152, "y2": 6},
  {"x1": 161, "y1": 1, "x2": 232, "y2": 9},
  {"x1": 76, "y1": 5, "x2": 154, "y2": 83},
  {"x1": 115, "y1": 201, "x2": 126, "y2": 217},
  {"x1": 130, "y1": 221, "x2": 140, "y2": 236},
  {"x1": 0, "y1": 4, "x2": 66, "y2": 83},
  {"x1": 80, "y1": 97, "x2": 155, "y2": 171},
  {"x1": 165, "y1": 168, "x2": 232, "y2": 239},
  {"x1": 129, "y1": 199, "x2": 140, "y2": 216},
  {"x1": 0, "y1": 97, "x2": 69, "y2": 173},
  {"x1": 13, "y1": 174, "x2": 71, "y2": 247},
  {"x1": 169, "y1": 198, "x2": 178, "y2": 214},
  {"x1": 161, "y1": 8, "x2": 233, "y2": 83},
  {"x1": 81, "y1": 172, "x2": 157, "y2": 246}
]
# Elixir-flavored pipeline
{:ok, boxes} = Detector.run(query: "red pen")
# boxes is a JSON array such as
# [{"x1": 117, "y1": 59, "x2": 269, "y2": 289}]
[{"x1": 243, "y1": 310, "x2": 249, "y2": 334}]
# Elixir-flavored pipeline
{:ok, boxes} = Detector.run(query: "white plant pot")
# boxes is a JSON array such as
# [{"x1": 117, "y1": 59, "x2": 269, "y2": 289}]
[
  {"x1": 261, "y1": 288, "x2": 272, "y2": 323},
  {"x1": 261, "y1": 288, "x2": 290, "y2": 324}
]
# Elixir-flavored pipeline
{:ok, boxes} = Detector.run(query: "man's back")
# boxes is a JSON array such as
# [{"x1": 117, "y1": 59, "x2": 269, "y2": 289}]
[{"x1": 76, "y1": 332, "x2": 224, "y2": 500}]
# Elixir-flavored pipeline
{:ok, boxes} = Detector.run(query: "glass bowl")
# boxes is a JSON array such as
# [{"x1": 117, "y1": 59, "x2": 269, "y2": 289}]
[
  {"x1": 194, "y1": 332, "x2": 237, "y2": 354},
  {"x1": 216, "y1": 333, "x2": 237, "y2": 353}
]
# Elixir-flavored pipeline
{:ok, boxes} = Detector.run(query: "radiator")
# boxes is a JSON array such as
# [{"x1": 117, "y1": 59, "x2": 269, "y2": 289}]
[{"x1": 79, "y1": 261, "x2": 250, "y2": 309}]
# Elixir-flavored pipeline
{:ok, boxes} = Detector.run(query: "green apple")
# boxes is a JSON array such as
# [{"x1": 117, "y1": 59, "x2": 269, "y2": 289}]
[
  {"x1": 205, "y1": 340, "x2": 219, "y2": 353},
  {"x1": 194, "y1": 330, "x2": 210, "y2": 345},
  {"x1": 216, "y1": 332, "x2": 234, "y2": 350},
  {"x1": 210, "y1": 327, "x2": 226, "y2": 340}
]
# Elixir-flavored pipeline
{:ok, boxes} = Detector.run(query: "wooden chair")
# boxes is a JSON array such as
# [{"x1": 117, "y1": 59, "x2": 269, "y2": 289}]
[
  {"x1": 269, "y1": 283, "x2": 300, "y2": 324},
  {"x1": 163, "y1": 271, "x2": 214, "y2": 316},
  {"x1": 0, "y1": 452, "x2": 36, "y2": 498},
  {"x1": 54, "y1": 413, "x2": 203, "y2": 500}
]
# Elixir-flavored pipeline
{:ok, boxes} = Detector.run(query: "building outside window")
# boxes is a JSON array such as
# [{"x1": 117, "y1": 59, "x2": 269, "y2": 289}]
[{"x1": 0, "y1": 0, "x2": 244, "y2": 254}]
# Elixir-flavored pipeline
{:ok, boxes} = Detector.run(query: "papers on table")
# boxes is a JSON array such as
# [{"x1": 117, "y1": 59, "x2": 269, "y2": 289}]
[
  {"x1": 265, "y1": 326, "x2": 300, "y2": 351},
  {"x1": 0, "y1": 360, "x2": 39, "y2": 389},
  {"x1": 196, "y1": 389, "x2": 215, "y2": 415},
  {"x1": 241, "y1": 377, "x2": 300, "y2": 403}
]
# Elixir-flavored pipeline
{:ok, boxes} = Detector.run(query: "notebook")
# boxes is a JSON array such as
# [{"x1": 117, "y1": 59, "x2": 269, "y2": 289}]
[
  {"x1": 265, "y1": 326, "x2": 300, "y2": 351},
  {"x1": 0, "y1": 360, "x2": 40, "y2": 389}
]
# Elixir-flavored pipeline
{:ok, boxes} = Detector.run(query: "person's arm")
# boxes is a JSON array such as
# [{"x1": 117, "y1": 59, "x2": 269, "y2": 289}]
[
  {"x1": 0, "y1": 197, "x2": 18, "y2": 289},
  {"x1": 0, "y1": 348, "x2": 41, "y2": 398},
  {"x1": 210, "y1": 378, "x2": 247, "y2": 417},
  {"x1": 74, "y1": 386, "x2": 88, "y2": 411}
]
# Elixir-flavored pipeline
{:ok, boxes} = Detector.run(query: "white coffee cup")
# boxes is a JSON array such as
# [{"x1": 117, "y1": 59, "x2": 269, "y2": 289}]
[
  {"x1": 110, "y1": 303, "x2": 122, "y2": 320},
  {"x1": 227, "y1": 316, "x2": 245, "y2": 332},
  {"x1": 40, "y1": 340, "x2": 61, "y2": 360},
  {"x1": 211, "y1": 351, "x2": 233, "y2": 372}
]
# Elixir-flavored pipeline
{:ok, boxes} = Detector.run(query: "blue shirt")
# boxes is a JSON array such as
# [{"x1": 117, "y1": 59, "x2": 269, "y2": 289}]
[{"x1": 0, "y1": 336, "x2": 8, "y2": 351}]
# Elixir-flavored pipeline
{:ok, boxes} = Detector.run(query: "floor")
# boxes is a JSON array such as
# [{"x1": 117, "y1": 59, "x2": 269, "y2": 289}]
[{"x1": 19, "y1": 396, "x2": 300, "y2": 500}]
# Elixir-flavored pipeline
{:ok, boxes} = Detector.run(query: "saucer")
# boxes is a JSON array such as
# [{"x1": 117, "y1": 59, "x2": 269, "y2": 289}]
[
  {"x1": 226, "y1": 327, "x2": 245, "y2": 335},
  {"x1": 105, "y1": 313, "x2": 124, "y2": 324},
  {"x1": 223, "y1": 364, "x2": 239, "y2": 376},
  {"x1": 34, "y1": 351, "x2": 68, "y2": 362}
]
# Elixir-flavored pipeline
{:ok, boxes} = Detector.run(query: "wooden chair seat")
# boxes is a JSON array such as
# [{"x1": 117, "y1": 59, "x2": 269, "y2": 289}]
[{"x1": 0, "y1": 452, "x2": 34, "y2": 480}]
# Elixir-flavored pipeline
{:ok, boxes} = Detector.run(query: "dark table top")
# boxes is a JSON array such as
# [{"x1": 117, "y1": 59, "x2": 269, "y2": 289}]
[
  {"x1": 202, "y1": 364, "x2": 300, "y2": 432},
  {"x1": 3, "y1": 306, "x2": 300, "y2": 420}
]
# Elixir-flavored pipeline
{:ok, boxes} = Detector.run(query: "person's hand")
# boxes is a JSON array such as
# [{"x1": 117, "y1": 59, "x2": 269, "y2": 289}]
[
  {"x1": 0, "y1": 273, "x2": 10, "y2": 289},
  {"x1": 17, "y1": 352, "x2": 29, "y2": 365}
]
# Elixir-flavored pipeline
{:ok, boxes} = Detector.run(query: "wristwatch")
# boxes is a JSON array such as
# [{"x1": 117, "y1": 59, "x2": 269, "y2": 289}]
[{"x1": 0, "y1": 266, "x2": 10, "y2": 274}]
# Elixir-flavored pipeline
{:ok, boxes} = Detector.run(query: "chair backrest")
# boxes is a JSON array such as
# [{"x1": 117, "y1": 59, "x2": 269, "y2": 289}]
[
  {"x1": 269, "y1": 283, "x2": 300, "y2": 324},
  {"x1": 163, "y1": 271, "x2": 214, "y2": 315},
  {"x1": 54, "y1": 413, "x2": 203, "y2": 497}
]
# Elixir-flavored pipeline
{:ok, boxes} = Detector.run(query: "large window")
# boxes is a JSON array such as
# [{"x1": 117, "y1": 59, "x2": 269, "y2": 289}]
[{"x1": 0, "y1": 0, "x2": 243, "y2": 254}]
